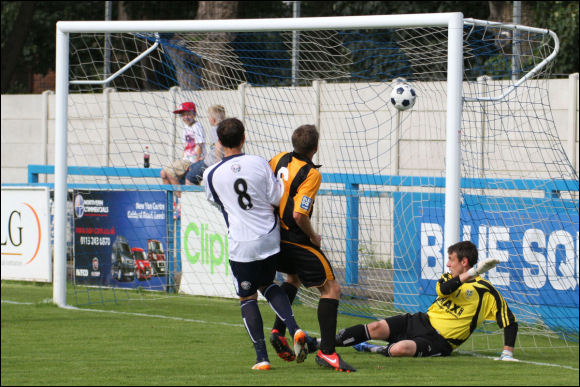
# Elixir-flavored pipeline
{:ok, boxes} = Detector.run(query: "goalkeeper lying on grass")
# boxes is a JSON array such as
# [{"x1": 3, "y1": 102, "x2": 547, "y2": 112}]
[{"x1": 335, "y1": 241, "x2": 519, "y2": 361}]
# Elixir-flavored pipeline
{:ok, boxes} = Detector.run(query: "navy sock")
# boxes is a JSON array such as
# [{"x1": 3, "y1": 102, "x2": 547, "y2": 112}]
[
  {"x1": 262, "y1": 284, "x2": 299, "y2": 337},
  {"x1": 318, "y1": 298, "x2": 339, "y2": 355},
  {"x1": 241, "y1": 299, "x2": 268, "y2": 363},
  {"x1": 272, "y1": 282, "x2": 298, "y2": 336}
]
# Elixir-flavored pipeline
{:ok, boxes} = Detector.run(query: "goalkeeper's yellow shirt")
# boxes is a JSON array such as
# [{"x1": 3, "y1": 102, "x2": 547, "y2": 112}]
[{"x1": 427, "y1": 273, "x2": 517, "y2": 349}]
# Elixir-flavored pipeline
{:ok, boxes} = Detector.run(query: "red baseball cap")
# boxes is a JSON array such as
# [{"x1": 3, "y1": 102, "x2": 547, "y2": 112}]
[{"x1": 173, "y1": 102, "x2": 196, "y2": 114}]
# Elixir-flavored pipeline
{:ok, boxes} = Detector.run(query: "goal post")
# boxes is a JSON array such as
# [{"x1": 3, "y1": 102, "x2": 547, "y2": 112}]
[
  {"x1": 53, "y1": 12, "x2": 466, "y2": 307},
  {"x1": 51, "y1": 13, "x2": 578, "y2": 346},
  {"x1": 53, "y1": 27, "x2": 69, "y2": 307}
]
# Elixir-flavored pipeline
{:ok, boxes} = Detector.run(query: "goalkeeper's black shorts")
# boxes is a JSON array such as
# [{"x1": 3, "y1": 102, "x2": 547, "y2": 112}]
[{"x1": 385, "y1": 312, "x2": 453, "y2": 357}]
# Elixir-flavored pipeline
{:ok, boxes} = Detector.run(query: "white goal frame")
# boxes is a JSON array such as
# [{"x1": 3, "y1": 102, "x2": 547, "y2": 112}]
[{"x1": 53, "y1": 12, "x2": 547, "y2": 307}]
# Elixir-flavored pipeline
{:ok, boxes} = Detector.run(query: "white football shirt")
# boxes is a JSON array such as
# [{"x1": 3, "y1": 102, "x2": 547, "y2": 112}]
[{"x1": 203, "y1": 153, "x2": 283, "y2": 262}]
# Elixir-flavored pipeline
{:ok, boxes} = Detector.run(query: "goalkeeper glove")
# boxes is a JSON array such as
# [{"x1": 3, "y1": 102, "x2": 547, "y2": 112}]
[
  {"x1": 497, "y1": 349, "x2": 519, "y2": 362},
  {"x1": 467, "y1": 258, "x2": 500, "y2": 277}
]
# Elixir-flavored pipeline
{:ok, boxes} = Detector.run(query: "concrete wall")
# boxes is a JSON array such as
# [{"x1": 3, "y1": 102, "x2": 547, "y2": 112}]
[
  {"x1": 2, "y1": 77, "x2": 577, "y2": 268},
  {"x1": 1, "y1": 75, "x2": 578, "y2": 184}
]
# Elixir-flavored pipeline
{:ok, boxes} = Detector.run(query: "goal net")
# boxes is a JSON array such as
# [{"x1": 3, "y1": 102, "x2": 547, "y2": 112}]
[{"x1": 54, "y1": 14, "x2": 578, "y2": 352}]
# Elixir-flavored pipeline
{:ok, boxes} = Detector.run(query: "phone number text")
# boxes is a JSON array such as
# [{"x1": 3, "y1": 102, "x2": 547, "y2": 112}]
[{"x1": 79, "y1": 236, "x2": 111, "y2": 246}]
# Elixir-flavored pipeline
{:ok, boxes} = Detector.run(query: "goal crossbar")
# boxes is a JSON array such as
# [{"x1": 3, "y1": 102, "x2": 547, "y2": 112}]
[{"x1": 56, "y1": 13, "x2": 461, "y2": 34}]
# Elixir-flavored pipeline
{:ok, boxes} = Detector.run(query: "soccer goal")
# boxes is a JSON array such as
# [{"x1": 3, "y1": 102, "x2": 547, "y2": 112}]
[{"x1": 52, "y1": 13, "x2": 578, "y2": 350}]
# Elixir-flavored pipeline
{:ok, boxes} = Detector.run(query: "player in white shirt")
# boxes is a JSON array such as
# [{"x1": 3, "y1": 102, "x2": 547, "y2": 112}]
[{"x1": 202, "y1": 118, "x2": 307, "y2": 371}]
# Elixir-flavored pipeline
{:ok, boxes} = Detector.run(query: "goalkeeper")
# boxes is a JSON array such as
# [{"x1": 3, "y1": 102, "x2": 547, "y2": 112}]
[{"x1": 335, "y1": 241, "x2": 519, "y2": 361}]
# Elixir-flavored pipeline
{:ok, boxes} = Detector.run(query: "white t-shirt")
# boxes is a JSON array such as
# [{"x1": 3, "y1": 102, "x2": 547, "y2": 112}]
[
  {"x1": 203, "y1": 153, "x2": 283, "y2": 262},
  {"x1": 204, "y1": 125, "x2": 224, "y2": 166},
  {"x1": 182, "y1": 121, "x2": 205, "y2": 163}
]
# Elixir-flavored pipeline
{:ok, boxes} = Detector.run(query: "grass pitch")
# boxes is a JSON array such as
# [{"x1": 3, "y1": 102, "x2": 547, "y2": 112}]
[{"x1": 1, "y1": 281, "x2": 578, "y2": 386}]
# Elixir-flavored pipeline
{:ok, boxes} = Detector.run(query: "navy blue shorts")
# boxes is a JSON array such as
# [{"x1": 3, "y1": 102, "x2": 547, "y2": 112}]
[
  {"x1": 229, "y1": 254, "x2": 278, "y2": 298},
  {"x1": 185, "y1": 160, "x2": 208, "y2": 185}
]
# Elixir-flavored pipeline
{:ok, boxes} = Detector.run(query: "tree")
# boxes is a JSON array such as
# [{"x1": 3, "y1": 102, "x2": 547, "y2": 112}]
[
  {"x1": 1, "y1": 1, "x2": 577, "y2": 93},
  {"x1": 194, "y1": 1, "x2": 241, "y2": 90},
  {"x1": 1, "y1": 1, "x2": 35, "y2": 93},
  {"x1": 164, "y1": 1, "x2": 241, "y2": 90},
  {"x1": 532, "y1": 1, "x2": 579, "y2": 75},
  {"x1": 486, "y1": 1, "x2": 578, "y2": 75},
  {"x1": 1, "y1": 1, "x2": 104, "y2": 93}
]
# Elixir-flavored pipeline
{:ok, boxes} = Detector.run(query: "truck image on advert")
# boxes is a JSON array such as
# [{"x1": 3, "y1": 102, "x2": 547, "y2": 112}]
[
  {"x1": 131, "y1": 247, "x2": 152, "y2": 281},
  {"x1": 147, "y1": 239, "x2": 166, "y2": 276},
  {"x1": 111, "y1": 235, "x2": 135, "y2": 282}
]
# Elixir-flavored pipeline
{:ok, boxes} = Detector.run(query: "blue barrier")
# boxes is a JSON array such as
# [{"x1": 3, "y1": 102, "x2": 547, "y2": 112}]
[
  {"x1": 23, "y1": 164, "x2": 204, "y2": 192},
  {"x1": 27, "y1": 165, "x2": 162, "y2": 183},
  {"x1": 321, "y1": 171, "x2": 578, "y2": 286},
  {"x1": 12, "y1": 164, "x2": 577, "y2": 335},
  {"x1": 20, "y1": 164, "x2": 580, "y2": 289}
]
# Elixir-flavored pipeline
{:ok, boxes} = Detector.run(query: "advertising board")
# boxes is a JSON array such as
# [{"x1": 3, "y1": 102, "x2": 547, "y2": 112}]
[
  {"x1": 1, "y1": 187, "x2": 51, "y2": 282},
  {"x1": 73, "y1": 190, "x2": 167, "y2": 290}
]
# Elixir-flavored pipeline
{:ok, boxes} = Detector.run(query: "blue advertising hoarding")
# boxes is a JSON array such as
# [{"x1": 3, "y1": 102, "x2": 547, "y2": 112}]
[
  {"x1": 73, "y1": 190, "x2": 168, "y2": 290},
  {"x1": 393, "y1": 192, "x2": 579, "y2": 334}
]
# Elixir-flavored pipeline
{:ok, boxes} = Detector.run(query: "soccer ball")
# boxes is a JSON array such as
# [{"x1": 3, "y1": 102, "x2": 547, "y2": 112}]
[{"x1": 390, "y1": 83, "x2": 416, "y2": 111}]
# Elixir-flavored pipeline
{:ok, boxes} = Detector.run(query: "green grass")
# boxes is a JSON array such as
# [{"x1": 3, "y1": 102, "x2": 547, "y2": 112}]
[{"x1": 1, "y1": 281, "x2": 578, "y2": 386}]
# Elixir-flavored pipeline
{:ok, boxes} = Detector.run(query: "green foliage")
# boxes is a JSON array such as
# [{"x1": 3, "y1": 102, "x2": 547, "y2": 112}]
[
  {"x1": 533, "y1": 1, "x2": 579, "y2": 75},
  {"x1": 13, "y1": 1, "x2": 103, "y2": 73},
  {"x1": 119, "y1": 1, "x2": 199, "y2": 20},
  {"x1": 0, "y1": 2, "x2": 19, "y2": 42},
  {"x1": 2, "y1": 1, "x2": 578, "y2": 93},
  {"x1": 238, "y1": 1, "x2": 292, "y2": 19},
  {"x1": 300, "y1": 1, "x2": 490, "y2": 19},
  {"x1": 359, "y1": 242, "x2": 393, "y2": 269}
]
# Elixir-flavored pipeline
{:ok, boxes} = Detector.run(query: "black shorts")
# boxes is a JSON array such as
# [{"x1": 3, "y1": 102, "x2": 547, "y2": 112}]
[
  {"x1": 229, "y1": 254, "x2": 277, "y2": 298},
  {"x1": 275, "y1": 240, "x2": 335, "y2": 288},
  {"x1": 385, "y1": 312, "x2": 453, "y2": 357}
]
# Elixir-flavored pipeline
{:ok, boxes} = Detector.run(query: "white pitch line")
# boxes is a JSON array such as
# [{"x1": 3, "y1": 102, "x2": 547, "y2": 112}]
[
  {"x1": 3, "y1": 299, "x2": 578, "y2": 371},
  {"x1": 62, "y1": 304, "x2": 248, "y2": 328},
  {"x1": 2, "y1": 299, "x2": 245, "y2": 327},
  {"x1": 457, "y1": 350, "x2": 579, "y2": 371},
  {"x1": 2, "y1": 300, "x2": 34, "y2": 305}
]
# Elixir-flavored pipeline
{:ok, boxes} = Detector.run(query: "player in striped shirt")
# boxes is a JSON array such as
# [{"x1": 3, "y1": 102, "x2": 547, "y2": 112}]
[
  {"x1": 268, "y1": 124, "x2": 356, "y2": 372},
  {"x1": 334, "y1": 241, "x2": 519, "y2": 361},
  {"x1": 202, "y1": 118, "x2": 308, "y2": 371}
]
